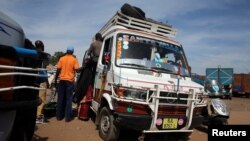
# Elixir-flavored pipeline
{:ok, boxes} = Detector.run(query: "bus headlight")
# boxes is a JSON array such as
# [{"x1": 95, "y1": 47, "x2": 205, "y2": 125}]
[
  {"x1": 114, "y1": 86, "x2": 147, "y2": 101},
  {"x1": 124, "y1": 89, "x2": 147, "y2": 100}
]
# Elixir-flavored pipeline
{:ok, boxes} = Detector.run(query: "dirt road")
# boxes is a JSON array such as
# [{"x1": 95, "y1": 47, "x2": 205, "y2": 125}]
[{"x1": 32, "y1": 97, "x2": 250, "y2": 141}]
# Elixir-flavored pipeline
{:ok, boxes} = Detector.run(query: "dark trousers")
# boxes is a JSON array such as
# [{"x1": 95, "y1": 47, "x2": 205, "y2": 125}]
[
  {"x1": 56, "y1": 80, "x2": 74, "y2": 120},
  {"x1": 91, "y1": 61, "x2": 97, "y2": 85}
]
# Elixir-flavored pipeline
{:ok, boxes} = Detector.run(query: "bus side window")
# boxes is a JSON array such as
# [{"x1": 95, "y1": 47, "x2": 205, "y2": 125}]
[{"x1": 101, "y1": 37, "x2": 113, "y2": 65}]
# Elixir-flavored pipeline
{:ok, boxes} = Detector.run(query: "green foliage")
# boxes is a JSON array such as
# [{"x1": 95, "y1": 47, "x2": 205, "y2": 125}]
[{"x1": 49, "y1": 51, "x2": 65, "y2": 65}]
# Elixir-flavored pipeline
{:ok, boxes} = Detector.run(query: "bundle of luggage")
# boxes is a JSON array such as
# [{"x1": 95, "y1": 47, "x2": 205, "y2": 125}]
[
  {"x1": 43, "y1": 101, "x2": 57, "y2": 118},
  {"x1": 78, "y1": 85, "x2": 93, "y2": 120}
]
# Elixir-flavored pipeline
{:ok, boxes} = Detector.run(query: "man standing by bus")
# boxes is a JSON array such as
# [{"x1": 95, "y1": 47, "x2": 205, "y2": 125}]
[
  {"x1": 54, "y1": 46, "x2": 79, "y2": 122},
  {"x1": 35, "y1": 40, "x2": 49, "y2": 124}
]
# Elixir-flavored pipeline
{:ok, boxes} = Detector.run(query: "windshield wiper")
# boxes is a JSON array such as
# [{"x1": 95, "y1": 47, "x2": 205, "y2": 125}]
[
  {"x1": 150, "y1": 67, "x2": 174, "y2": 73},
  {"x1": 119, "y1": 63, "x2": 146, "y2": 68}
]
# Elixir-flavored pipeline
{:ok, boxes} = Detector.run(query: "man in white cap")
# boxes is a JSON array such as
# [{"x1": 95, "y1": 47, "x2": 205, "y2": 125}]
[{"x1": 54, "y1": 46, "x2": 79, "y2": 122}]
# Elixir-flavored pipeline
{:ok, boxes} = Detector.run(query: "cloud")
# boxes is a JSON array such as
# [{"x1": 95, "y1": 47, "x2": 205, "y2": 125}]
[{"x1": 1, "y1": 0, "x2": 249, "y2": 74}]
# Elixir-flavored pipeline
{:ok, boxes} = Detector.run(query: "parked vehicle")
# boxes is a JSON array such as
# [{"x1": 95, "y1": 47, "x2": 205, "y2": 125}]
[
  {"x1": 205, "y1": 67, "x2": 233, "y2": 99},
  {"x1": 76, "y1": 4, "x2": 208, "y2": 141},
  {"x1": 232, "y1": 73, "x2": 250, "y2": 98},
  {"x1": 0, "y1": 11, "x2": 50, "y2": 141},
  {"x1": 202, "y1": 79, "x2": 230, "y2": 125},
  {"x1": 191, "y1": 73, "x2": 205, "y2": 86}
]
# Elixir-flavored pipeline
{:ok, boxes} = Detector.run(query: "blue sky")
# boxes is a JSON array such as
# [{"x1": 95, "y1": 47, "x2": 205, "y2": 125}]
[{"x1": 1, "y1": 0, "x2": 249, "y2": 75}]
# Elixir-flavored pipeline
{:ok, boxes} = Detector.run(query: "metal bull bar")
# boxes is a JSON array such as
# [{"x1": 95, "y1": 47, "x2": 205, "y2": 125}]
[
  {"x1": 0, "y1": 64, "x2": 48, "y2": 92},
  {"x1": 0, "y1": 64, "x2": 49, "y2": 110},
  {"x1": 145, "y1": 85, "x2": 195, "y2": 133},
  {"x1": 111, "y1": 83, "x2": 204, "y2": 133}
]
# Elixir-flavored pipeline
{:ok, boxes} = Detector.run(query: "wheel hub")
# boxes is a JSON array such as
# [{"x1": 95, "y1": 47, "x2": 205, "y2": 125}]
[{"x1": 101, "y1": 116, "x2": 110, "y2": 133}]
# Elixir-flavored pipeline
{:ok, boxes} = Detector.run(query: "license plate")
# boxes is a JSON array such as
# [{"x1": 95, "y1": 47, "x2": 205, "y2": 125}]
[{"x1": 162, "y1": 118, "x2": 178, "y2": 129}]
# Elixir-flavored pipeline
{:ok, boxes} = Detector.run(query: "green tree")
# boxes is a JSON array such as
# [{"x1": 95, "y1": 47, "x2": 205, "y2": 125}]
[{"x1": 49, "y1": 51, "x2": 65, "y2": 65}]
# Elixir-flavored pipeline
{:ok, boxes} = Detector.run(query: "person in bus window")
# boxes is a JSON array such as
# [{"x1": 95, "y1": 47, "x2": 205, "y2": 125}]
[
  {"x1": 153, "y1": 52, "x2": 163, "y2": 63},
  {"x1": 162, "y1": 54, "x2": 169, "y2": 63}
]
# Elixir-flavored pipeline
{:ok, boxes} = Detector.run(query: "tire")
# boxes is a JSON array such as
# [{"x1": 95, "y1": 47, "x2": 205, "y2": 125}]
[
  {"x1": 232, "y1": 92, "x2": 238, "y2": 97},
  {"x1": 120, "y1": 3, "x2": 145, "y2": 20},
  {"x1": 132, "y1": 6, "x2": 145, "y2": 18},
  {"x1": 246, "y1": 93, "x2": 250, "y2": 98},
  {"x1": 210, "y1": 117, "x2": 228, "y2": 125},
  {"x1": 228, "y1": 93, "x2": 232, "y2": 100},
  {"x1": 98, "y1": 107, "x2": 120, "y2": 141}
]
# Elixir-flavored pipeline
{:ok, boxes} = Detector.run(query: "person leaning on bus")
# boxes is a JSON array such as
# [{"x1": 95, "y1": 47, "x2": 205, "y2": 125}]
[
  {"x1": 54, "y1": 46, "x2": 79, "y2": 122},
  {"x1": 88, "y1": 33, "x2": 103, "y2": 76}
]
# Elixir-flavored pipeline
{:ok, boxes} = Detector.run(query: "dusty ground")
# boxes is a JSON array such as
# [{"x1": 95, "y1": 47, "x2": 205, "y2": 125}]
[{"x1": 32, "y1": 95, "x2": 250, "y2": 141}]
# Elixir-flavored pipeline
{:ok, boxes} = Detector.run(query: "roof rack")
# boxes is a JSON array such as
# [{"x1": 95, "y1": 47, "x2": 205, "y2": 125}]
[{"x1": 99, "y1": 11, "x2": 177, "y2": 38}]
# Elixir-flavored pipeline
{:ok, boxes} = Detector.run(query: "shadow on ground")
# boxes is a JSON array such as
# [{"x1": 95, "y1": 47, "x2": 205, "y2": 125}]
[
  {"x1": 195, "y1": 125, "x2": 208, "y2": 133},
  {"x1": 88, "y1": 111, "x2": 190, "y2": 141},
  {"x1": 32, "y1": 126, "x2": 49, "y2": 141},
  {"x1": 32, "y1": 134, "x2": 49, "y2": 141}
]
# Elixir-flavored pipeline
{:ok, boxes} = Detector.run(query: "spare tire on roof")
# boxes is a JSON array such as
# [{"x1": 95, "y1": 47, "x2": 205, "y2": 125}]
[{"x1": 120, "y1": 3, "x2": 146, "y2": 20}]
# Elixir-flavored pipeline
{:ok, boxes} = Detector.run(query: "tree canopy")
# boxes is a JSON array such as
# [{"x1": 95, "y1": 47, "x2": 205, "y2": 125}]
[{"x1": 49, "y1": 51, "x2": 65, "y2": 65}]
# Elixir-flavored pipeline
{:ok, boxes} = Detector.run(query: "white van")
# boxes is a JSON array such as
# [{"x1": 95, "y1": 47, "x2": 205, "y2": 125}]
[{"x1": 81, "y1": 4, "x2": 207, "y2": 141}]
